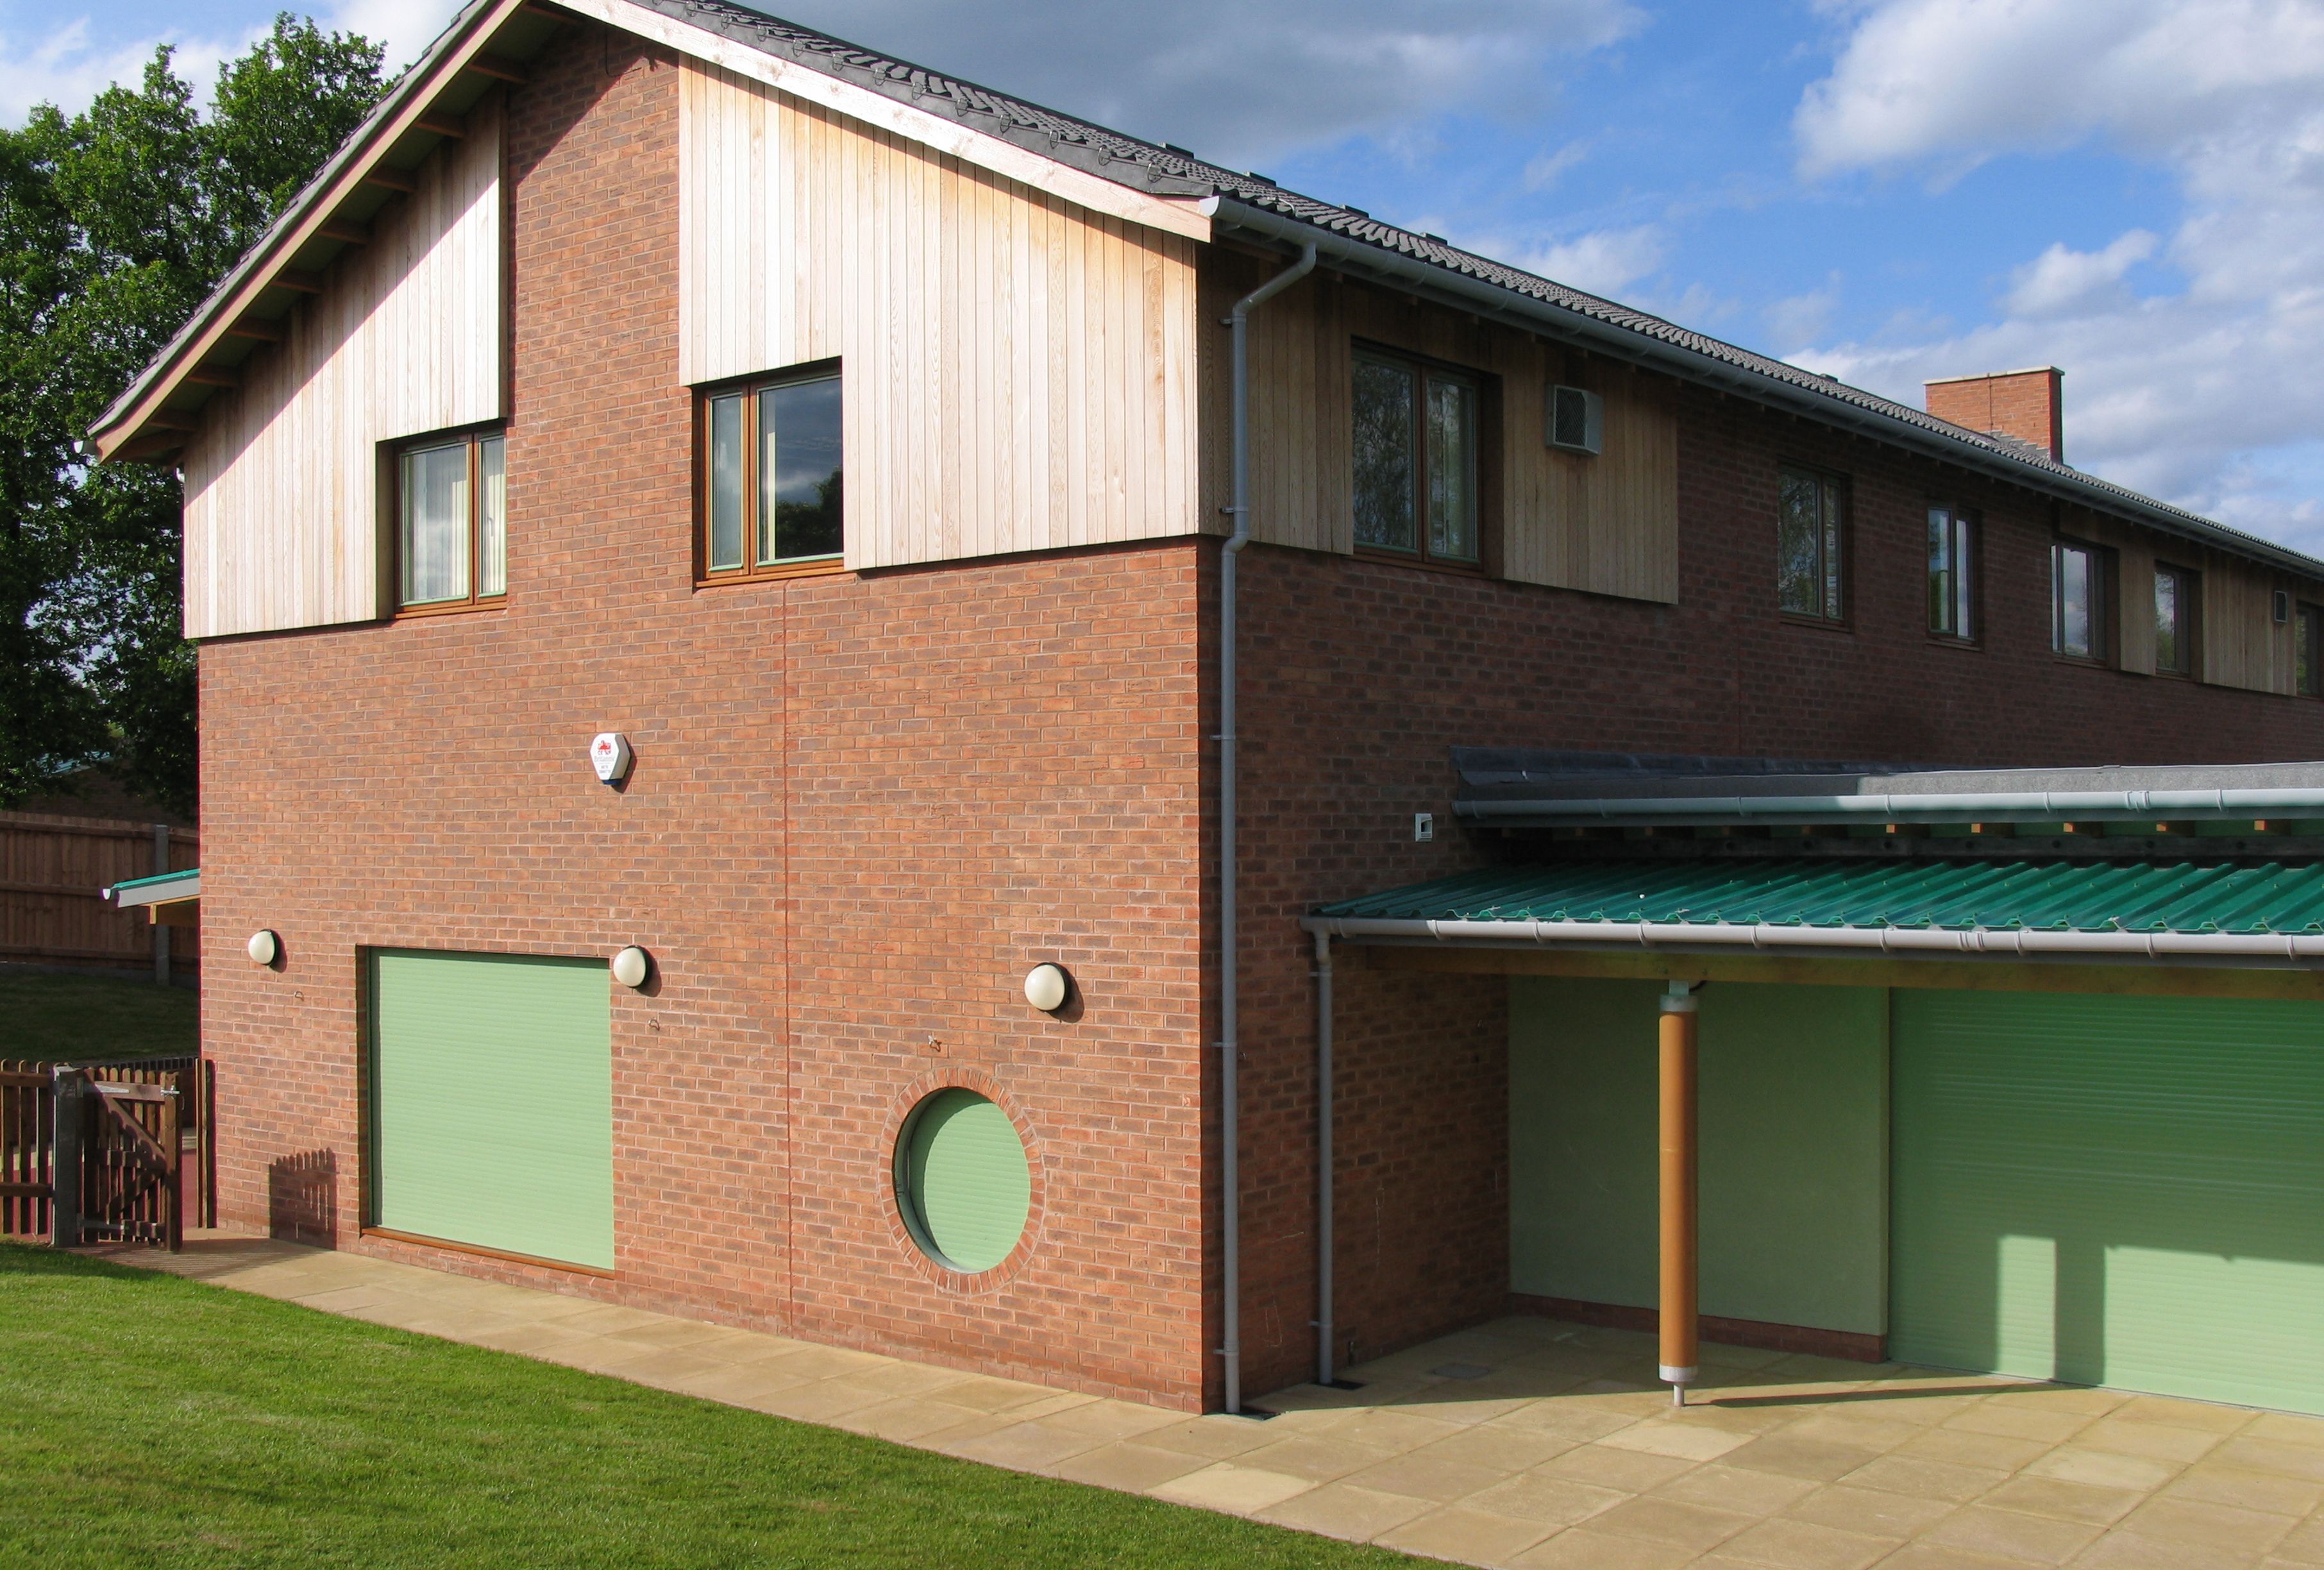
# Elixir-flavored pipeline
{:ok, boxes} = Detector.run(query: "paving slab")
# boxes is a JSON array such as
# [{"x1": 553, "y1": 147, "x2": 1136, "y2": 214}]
[{"x1": 73, "y1": 1229, "x2": 2324, "y2": 1569}]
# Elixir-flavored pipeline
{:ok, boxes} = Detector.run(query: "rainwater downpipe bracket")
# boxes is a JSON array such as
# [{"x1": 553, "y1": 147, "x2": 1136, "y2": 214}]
[{"x1": 1218, "y1": 239, "x2": 1316, "y2": 1417}]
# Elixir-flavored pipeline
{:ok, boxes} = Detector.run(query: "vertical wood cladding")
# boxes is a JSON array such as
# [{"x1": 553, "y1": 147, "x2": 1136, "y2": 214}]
[
  {"x1": 677, "y1": 61, "x2": 1202, "y2": 570},
  {"x1": 1198, "y1": 252, "x2": 1681, "y2": 604},
  {"x1": 182, "y1": 97, "x2": 504, "y2": 639},
  {"x1": 198, "y1": 26, "x2": 1210, "y2": 1409}
]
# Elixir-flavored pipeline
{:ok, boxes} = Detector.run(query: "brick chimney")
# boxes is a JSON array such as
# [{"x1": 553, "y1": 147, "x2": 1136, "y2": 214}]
[{"x1": 1924, "y1": 367, "x2": 2064, "y2": 462}]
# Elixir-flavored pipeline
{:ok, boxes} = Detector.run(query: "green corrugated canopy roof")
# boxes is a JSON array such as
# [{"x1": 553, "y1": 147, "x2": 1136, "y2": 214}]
[{"x1": 1312, "y1": 859, "x2": 2324, "y2": 935}]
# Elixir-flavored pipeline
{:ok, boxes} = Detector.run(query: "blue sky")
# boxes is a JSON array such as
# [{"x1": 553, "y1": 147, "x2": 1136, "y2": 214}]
[{"x1": 10, "y1": 0, "x2": 2322, "y2": 553}]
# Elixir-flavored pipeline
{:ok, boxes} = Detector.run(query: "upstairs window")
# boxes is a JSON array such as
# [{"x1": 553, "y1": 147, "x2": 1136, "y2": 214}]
[
  {"x1": 701, "y1": 367, "x2": 843, "y2": 582},
  {"x1": 2051, "y1": 539, "x2": 2110, "y2": 662},
  {"x1": 2155, "y1": 565, "x2": 2197, "y2": 676},
  {"x1": 1777, "y1": 466, "x2": 1847, "y2": 623},
  {"x1": 1927, "y1": 504, "x2": 1978, "y2": 642},
  {"x1": 398, "y1": 430, "x2": 505, "y2": 612},
  {"x1": 2300, "y1": 603, "x2": 2321, "y2": 697},
  {"x1": 1352, "y1": 348, "x2": 1481, "y2": 567}
]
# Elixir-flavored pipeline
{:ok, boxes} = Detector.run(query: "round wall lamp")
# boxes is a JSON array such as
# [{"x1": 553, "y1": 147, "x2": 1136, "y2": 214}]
[
  {"x1": 246, "y1": 929, "x2": 280, "y2": 966},
  {"x1": 610, "y1": 945, "x2": 651, "y2": 988},
  {"x1": 1023, "y1": 963, "x2": 1070, "y2": 1013}
]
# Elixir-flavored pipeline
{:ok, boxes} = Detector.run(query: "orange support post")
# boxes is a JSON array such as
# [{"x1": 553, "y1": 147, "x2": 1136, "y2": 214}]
[{"x1": 1659, "y1": 982, "x2": 1699, "y2": 1405}]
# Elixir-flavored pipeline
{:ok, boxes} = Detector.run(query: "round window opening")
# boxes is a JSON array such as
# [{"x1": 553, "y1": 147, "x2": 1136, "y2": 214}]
[{"x1": 895, "y1": 1088, "x2": 1031, "y2": 1274}]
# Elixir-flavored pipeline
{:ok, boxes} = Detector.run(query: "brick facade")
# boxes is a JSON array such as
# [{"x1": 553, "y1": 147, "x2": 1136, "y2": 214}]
[
  {"x1": 199, "y1": 27, "x2": 1212, "y2": 1409},
  {"x1": 192, "y1": 16, "x2": 2324, "y2": 1414}
]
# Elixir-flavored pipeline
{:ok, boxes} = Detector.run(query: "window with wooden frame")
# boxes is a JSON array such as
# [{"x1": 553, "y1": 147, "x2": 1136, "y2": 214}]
[
  {"x1": 2154, "y1": 564, "x2": 2198, "y2": 676},
  {"x1": 1777, "y1": 465, "x2": 1848, "y2": 623},
  {"x1": 1351, "y1": 347, "x2": 1484, "y2": 568},
  {"x1": 396, "y1": 430, "x2": 505, "y2": 614},
  {"x1": 699, "y1": 366, "x2": 843, "y2": 583},
  {"x1": 1926, "y1": 503, "x2": 1978, "y2": 642},
  {"x1": 2299, "y1": 603, "x2": 2322, "y2": 697},
  {"x1": 2050, "y1": 538, "x2": 2112, "y2": 663}
]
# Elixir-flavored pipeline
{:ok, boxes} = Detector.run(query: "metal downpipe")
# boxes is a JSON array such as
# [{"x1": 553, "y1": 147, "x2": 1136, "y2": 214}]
[
  {"x1": 1219, "y1": 241, "x2": 1315, "y2": 1415},
  {"x1": 1314, "y1": 927, "x2": 1336, "y2": 1387}
]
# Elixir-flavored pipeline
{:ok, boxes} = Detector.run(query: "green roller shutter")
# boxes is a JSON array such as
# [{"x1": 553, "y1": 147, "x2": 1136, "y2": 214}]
[
  {"x1": 898, "y1": 1090, "x2": 1029, "y2": 1273},
  {"x1": 1892, "y1": 990, "x2": 2324, "y2": 1414},
  {"x1": 369, "y1": 950, "x2": 613, "y2": 1270}
]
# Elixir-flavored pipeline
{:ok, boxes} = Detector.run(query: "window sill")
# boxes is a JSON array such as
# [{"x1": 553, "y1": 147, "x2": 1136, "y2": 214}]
[
  {"x1": 2051, "y1": 652, "x2": 2114, "y2": 670},
  {"x1": 696, "y1": 557, "x2": 847, "y2": 587},
  {"x1": 1779, "y1": 611, "x2": 1853, "y2": 633},
  {"x1": 394, "y1": 596, "x2": 507, "y2": 621},
  {"x1": 1924, "y1": 632, "x2": 1983, "y2": 651},
  {"x1": 1351, "y1": 547, "x2": 1489, "y2": 580}
]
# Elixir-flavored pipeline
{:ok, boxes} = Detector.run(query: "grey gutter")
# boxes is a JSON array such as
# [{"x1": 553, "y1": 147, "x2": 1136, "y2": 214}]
[
  {"x1": 1199, "y1": 197, "x2": 2324, "y2": 581},
  {"x1": 1456, "y1": 786, "x2": 2324, "y2": 829},
  {"x1": 1300, "y1": 913, "x2": 2324, "y2": 968}
]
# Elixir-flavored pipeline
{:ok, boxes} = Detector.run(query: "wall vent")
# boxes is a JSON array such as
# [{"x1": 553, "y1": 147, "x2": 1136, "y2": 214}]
[{"x1": 1548, "y1": 385, "x2": 1603, "y2": 455}]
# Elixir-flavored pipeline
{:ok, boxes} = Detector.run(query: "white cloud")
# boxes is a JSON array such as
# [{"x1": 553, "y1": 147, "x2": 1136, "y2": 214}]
[
  {"x1": 2003, "y1": 231, "x2": 2157, "y2": 319},
  {"x1": 771, "y1": 0, "x2": 1642, "y2": 170},
  {"x1": 1523, "y1": 139, "x2": 1590, "y2": 190},
  {"x1": 1792, "y1": 0, "x2": 2324, "y2": 555},
  {"x1": 1511, "y1": 223, "x2": 1666, "y2": 296},
  {"x1": 1764, "y1": 276, "x2": 1842, "y2": 354}
]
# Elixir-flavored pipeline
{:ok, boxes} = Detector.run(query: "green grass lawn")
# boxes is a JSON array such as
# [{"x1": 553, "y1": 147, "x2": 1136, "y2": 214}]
[
  {"x1": 0, "y1": 973, "x2": 198, "y2": 1062},
  {"x1": 0, "y1": 1244, "x2": 1413, "y2": 1568}
]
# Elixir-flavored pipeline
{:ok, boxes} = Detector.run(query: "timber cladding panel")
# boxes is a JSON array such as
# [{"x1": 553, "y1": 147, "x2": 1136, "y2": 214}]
[
  {"x1": 677, "y1": 61, "x2": 1202, "y2": 568},
  {"x1": 1199, "y1": 255, "x2": 1680, "y2": 604},
  {"x1": 196, "y1": 25, "x2": 1211, "y2": 1407},
  {"x1": 181, "y1": 98, "x2": 504, "y2": 640}
]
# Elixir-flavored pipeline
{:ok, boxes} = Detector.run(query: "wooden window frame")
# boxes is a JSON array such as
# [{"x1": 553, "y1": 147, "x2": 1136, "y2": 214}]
[
  {"x1": 1926, "y1": 502, "x2": 1982, "y2": 647},
  {"x1": 2050, "y1": 536, "x2": 2114, "y2": 666},
  {"x1": 2298, "y1": 602, "x2": 2323, "y2": 698},
  {"x1": 2154, "y1": 562, "x2": 2200, "y2": 679},
  {"x1": 1349, "y1": 341, "x2": 1500, "y2": 576},
  {"x1": 392, "y1": 426, "x2": 506, "y2": 620},
  {"x1": 694, "y1": 362, "x2": 846, "y2": 587},
  {"x1": 1776, "y1": 462, "x2": 1851, "y2": 629}
]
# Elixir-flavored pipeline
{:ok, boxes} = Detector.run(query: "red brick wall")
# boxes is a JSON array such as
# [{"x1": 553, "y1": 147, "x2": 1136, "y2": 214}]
[
  {"x1": 1225, "y1": 366, "x2": 2324, "y2": 1399},
  {"x1": 198, "y1": 25, "x2": 1211, "y2": 1408}
]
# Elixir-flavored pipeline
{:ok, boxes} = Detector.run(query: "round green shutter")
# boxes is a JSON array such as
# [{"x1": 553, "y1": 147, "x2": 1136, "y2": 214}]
[{"x1": 897, "y1": 1090, "x2": 1031, "y2": 1272}]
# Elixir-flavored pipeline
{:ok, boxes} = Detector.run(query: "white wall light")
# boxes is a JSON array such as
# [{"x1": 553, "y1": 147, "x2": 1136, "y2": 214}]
[
  {"x1": 1023, "y1": 963, "x2": 1070, "y2": 1013},
  {"x1": 610, "y1": 946, "x2": 651, "y2": 988},
  {"x1": 246, "y1": 929, "x2": 280, "y2": 966}
]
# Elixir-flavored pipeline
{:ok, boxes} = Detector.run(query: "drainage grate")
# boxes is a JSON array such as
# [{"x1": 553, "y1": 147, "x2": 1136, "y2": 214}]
[{"x1": 1430, "y1": 1362, "x2": 1494, "y2": 1381}]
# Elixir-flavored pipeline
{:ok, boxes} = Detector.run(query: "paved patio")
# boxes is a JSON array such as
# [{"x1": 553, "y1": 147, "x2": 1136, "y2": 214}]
[{"x1": 90, "y1": 1232, "x2": 2324, "y2": 1569}]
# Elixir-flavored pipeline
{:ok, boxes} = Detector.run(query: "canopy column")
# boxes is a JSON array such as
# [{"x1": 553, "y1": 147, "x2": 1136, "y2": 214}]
[{"x1": 1660, "y1": 981, "x2": 1700, "y2": 1405}]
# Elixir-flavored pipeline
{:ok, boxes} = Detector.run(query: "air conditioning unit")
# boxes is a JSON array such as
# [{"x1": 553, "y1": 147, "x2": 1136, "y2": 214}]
[
  {"x1": 1548, "y1": 384, "x2": 1603, "y2": 455},
  {"x1": 2275, "y1": 589, "x2": 2292, "y2": 625}
]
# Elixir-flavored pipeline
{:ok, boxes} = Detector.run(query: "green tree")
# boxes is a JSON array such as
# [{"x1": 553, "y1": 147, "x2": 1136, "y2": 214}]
[{"x1": 0, "y1": 15, "x2": 385, "y2": 815}]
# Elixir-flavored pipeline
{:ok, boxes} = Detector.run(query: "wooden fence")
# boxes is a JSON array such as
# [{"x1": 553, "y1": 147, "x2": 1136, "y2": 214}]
[
  {"x1": 0, "y1": 811, "x2": 197, "y2": 981},
  {"x1": 0, "y1": 1056, "x2": 214, "y2": 1249}
]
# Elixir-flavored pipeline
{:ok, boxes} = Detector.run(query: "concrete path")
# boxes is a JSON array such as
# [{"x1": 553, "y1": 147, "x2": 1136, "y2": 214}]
[{"x1": 89, "y1": 1231, "x2": 2324, "y2": 1569}]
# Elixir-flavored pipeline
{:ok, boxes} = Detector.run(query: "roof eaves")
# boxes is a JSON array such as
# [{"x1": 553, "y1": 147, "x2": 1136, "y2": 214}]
[{"x1": 87, "y1": 0, "x2": 517, "y2": 454}]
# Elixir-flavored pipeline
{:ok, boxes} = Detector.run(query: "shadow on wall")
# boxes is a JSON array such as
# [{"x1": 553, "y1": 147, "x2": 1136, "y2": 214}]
[{"x1": 268, "y1": 1150, "x2": 337, "y2": 1247}]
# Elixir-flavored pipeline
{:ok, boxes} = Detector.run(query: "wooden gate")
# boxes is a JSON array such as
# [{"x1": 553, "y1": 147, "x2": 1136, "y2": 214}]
[{"x1": 0, "y1": 1056, "x2": 214, "y2": 1250}]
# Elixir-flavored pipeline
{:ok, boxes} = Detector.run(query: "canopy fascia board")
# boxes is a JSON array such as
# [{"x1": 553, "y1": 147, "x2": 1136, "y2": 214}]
[
  {"x1": 1456, "y1": 786, "x2": 2324, "y2": 830},
  {"x1": 1202, "y1": 196, "x2": 2324, "y2": 582},
  {"x1": 1301, "y1": 913, "x2": 2324, "y2": 970},
  {"x1": 109, "y1": 869, "x2": 200, "y2": 910}
]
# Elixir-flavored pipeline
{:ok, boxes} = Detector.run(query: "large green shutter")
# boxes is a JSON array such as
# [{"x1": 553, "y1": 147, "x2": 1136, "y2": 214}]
[
  {"x1": 1892, "y1": 990, "x2": 2324, "y2": 1413},
  {"x1": 898, "y1": 1090, "x2": 1029, "y2": 1273},
  {"x1": 369, "y1": 950, "x2": 614, "y2": 1270}
]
